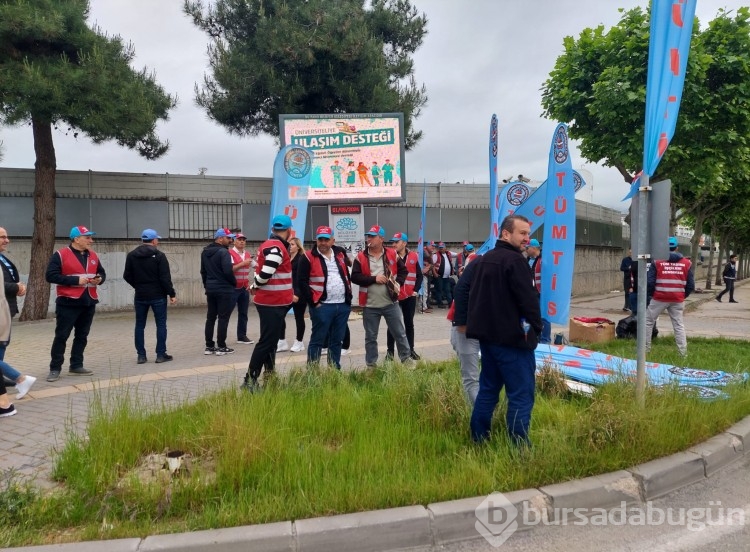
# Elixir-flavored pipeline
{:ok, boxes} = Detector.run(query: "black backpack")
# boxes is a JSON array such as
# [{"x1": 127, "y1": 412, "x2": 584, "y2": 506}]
[{"x1": 616, "y1": 315, "x2": 658, "y2": 339}]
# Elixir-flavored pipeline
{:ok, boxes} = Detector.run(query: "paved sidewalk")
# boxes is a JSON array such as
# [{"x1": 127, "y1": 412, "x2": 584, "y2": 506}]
[{"x1": 1, "y1": 283, "x2": 747, "y2": 488}]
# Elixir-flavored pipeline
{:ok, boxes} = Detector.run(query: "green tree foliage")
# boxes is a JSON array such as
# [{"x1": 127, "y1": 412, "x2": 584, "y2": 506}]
[
  {"x1": 0, "y1": 0, "x2": 176, "y2": 320},
  {"x1": 184, "y1": 0, "x2": 428, "y2": 149}
]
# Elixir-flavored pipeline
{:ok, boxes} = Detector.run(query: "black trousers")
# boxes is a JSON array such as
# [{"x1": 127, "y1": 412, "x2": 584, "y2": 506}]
[
  {"x1": 247, "y1": 304, "x2": 289, "y2": 381},
  {"x1": 387, "y1": 295, "x2": 417, "y2": 353},
  {"x1": 281, "y1": 300, "x2": 307, "y2": 342},
  {"x1": 205, "y1": 292, "x2": 233, "y2": 348},
  {"x1": 50, "y1": 304, "x2": 96, "y2": 371},
  {"x1": 717, "y1": 278, "x2": 735, "y2": 301}
]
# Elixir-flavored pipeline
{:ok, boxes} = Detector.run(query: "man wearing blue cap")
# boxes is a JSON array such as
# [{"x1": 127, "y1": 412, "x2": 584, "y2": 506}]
[
  {"x1": 201, "y1": 228, "x2": 237, "y2": 356},
  {"x1": 645, "y1": 236, "x2": 695, "y2": 356},
  {"x1": 45, "y1": 226, "x2": 106, "y2": 382},
  {"x1": 123, "y1": 229, "x2": 177, "y2": 364},
  {"x1": 386, "y1": 232, "x2": 422, "y2": 360},
  {"x1": 242, "y1": 214, "x2": 295, "y2": 390}
]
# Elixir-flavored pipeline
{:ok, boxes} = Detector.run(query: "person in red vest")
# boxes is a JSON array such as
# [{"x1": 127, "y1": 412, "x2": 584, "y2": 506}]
[
  {"x1": 45, "y1": 226, "x2": 106, "y2": 382},
  {"x1": 386, "y1": 232, "x2": 423, "y2": 361},
  {"x1": 241, "y1": 214, "x2": 295, "y2": 391},
  {"x1": 351, "y1": 225, "x2": 411, "y2": 367},
  {"x1": 432, "y1": 242, "x2": 453, "y2": 308},
  {"x1": 229, "y1": 232, "x2": 255, "y2": 345},
  {"x1": 296, "y1": 225, "x2": 352, "y2": 369},
  {"x1": 645, "y1": 236, "x2": 695, "y2": 356}
]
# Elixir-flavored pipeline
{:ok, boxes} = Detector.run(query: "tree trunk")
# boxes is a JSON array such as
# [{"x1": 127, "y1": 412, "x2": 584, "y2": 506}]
[
  {"x1": 19, "y1": 117, "x2": 56, "y2": 321},
  {"x1": 689, "y1": 212, "x2": 705, "y2": 269},
  {"x1": 704, "y1": 223, "x2": 717, "y2": 290}
]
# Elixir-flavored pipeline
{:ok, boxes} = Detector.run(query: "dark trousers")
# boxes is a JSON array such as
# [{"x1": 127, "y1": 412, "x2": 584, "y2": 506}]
[
  {"x1": 247, "y1": 304, "x2": 289, "y2": 381},
  {"x1": 230, "y1": 288, "x2": 250, "y2": 340},
  {"x1": 281, "y1": 301, "x2": 307, "y2": 342},
  {"x1": 434, "y1": 277, "x2": 452, "y2": 305},
  {"x1": 134, "y1": 298, "x2": 168, "y2": 356},
  {"x1": 205, "y1": 292, "x2": 233, "y2": 348},
  {"x1": 622, "y1": 277, "x2": 630, "y2": 308},
  {"x1": 308, "y1": 303, "x2": 351, "y2": 369},
  {"x1": 50, "y1": 304, "x2": 96, "y2": 371},
  {"x1": 387, "y1": 296, "x2": 417, "y2": 353},
  {"x1": 717, "y1": 278, "x2": 735, "y2": 301},
  {"x1": 470, "y1": 342, "x2": 535, "y2": 445}
]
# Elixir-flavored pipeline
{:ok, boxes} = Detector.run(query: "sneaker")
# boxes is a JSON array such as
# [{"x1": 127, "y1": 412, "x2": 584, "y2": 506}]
[
  {"x1": 69, "y1": 367, "x2": 93, "y2": 376},
  {"x1": 341, "y1": 349, "x2": 351, "y2": 356},
  {"x1": 155, "y1": 354, "x2": 174, "y2": 363},
  {"x1": 730, "y1": 300, "x2": 739, "y2": 304},
  {"x1": 204, "y1": 346, "x2": 216, "y2": 355},
  {"x1": 715, "y1": 296, "x2": 722, "y2": 302},
  {"x1": 277, "y1": 339, "x2": 289, "y2": 352},
  {"x1": 0, "y1": 404, "x2": 17, "y2": 418},
  {"x1": 237, "y1": 337, "x2": 254, "y2": 345},
  {"x1": 290, "y1": 340, "x2": 305, "y2": 353},
  {"x1": 46, "y1": 371, "x2": 61, "y2": 382},
  {"x1": 410, "y1": 351, "x2": 421, "y2": 361},
  {"x1": 215, "y1": 347, "x2": 235, "y2": 356},
  {"x1": 137, "y1": 355, "x2": 147, "y2": 364},
  {"x1": 15, "y1": 376, "x2": 36, "y2": 400}
]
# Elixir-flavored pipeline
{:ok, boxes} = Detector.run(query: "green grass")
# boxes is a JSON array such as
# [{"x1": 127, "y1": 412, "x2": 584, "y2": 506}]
[{"x1": 3, "y1": 337, "x2": 750, "y2": 546}]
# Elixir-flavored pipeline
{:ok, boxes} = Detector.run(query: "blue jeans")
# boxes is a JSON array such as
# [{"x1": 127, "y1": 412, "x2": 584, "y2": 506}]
[
  {"x1": 0, "y1": 343, "x2": 21, "y2": 381},
  {"x1": 362, "y1": 302, "x2": 410, "y2": 365},
  {"x1": 134, "y1": 298, "x2": 168, "y2": 356},
  {"x1": 471, "y1": 342, "x2": 535, "y2": 445},
  {"x1": 231, "y1": 288, "x2": 250, "y2": 340},
  {"x1": 433, "y1": 277, "x2": 452, "y2": 305},
  {"x1": 308, "y1": 302, "x2": 351, "y2": 369}
]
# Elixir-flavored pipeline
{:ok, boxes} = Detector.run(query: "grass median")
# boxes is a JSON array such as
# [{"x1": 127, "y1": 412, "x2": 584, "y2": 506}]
[{"x1": 2, "y1": 337, "x2": 750, "y2": 546}]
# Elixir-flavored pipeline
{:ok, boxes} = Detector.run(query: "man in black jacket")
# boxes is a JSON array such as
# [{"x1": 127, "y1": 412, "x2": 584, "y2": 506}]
[
  {"x1": 466, "y1": 214, "x2": 542, "y2": 446},
  {"x1": 123, "y1": 229, "x2": 177, "y2": 364},
  {"x1": 200, "y1": 228, "x2": 237, "y2": 355}
]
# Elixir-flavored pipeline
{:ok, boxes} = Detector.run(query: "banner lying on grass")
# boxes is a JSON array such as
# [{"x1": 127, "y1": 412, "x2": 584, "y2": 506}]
[{"x1": 536, "y1": 344, "x2": 748, "y2": 400}]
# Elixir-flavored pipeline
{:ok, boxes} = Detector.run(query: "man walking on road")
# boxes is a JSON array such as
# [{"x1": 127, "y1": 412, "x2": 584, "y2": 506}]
[
  {"x1": 123, "y1": 228, "x2": 177, "y2": 364},
  {"x1": 466, "y1": 215, "x2": 542, "y2": 446},
  {"x1": 201, "y1": 228, "x2": 237, "y2": 356},
  {"x1": 45, "y1": 226, "x2": 106, "y2": 382},
  {"x1": 229, "y1": 233, "x2": 256, "y2": 344},
  {"x1": 716, "y1": 254, "x2": 738, "y2": 303}
]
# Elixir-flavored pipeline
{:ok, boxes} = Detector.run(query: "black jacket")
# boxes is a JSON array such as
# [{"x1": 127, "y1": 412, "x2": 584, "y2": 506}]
[
  {"x1": 297, "y1": 245, "x2": 353, "y2": 308},
  {"x1": 45, "y1": 245, "x2": 107, "y2": 307},
  {"x1": 123, "y1": 244, "x2": 176, "y2": 301},
  {"x1": 466, "y1": 240, "x2": 543, "y2": 349},
  {"x1": 200, "y1": 242, "x2": 236, "y2": 294},
  {"x1": 0, "y1": 254, "x2": 21, "y2": 317}
]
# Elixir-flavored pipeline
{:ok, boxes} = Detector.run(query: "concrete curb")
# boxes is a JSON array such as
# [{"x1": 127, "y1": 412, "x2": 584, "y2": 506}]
[{"x1": 8, "y1": 415, "x2": 750, "y2": 551}]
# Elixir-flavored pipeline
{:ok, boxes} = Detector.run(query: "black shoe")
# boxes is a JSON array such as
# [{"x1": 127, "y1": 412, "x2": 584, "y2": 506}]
[
  {"x1": 237, "y1": 337, "x2": 254, "y2": 345},
  {"x1": 215, "y1": 347, "x2": 235, "y2": 356},
  {"x1": 46, "y1": 371, "x2": 61, "y2": 382},
  {"x1": 155, "y1": 354, "x2": 173, "y2": 363},
  {"x1": 385, "y1": 351, "x2": 394, "y2": 361},
  {"x1": 622, "y1": 307, "x2": 630, "y2": 312},
  {"x1": 69, "y1": 367, "x2": 93, "y2": 376},
  {"x1": 137, "y1": 355, "x2": 147, "y2": 364},
  {"x1": 716, "y1": 296, "x2": 722, "y2": 302},
  {"x1": 410, "y1": 351, "x2": 421, "y2": 361},
  {"x1": 240, "y1": 378, "x2": 260, "y2": 393},
  {"x1": 729, "y1": 300, "x2": 739, "y2": 303}
]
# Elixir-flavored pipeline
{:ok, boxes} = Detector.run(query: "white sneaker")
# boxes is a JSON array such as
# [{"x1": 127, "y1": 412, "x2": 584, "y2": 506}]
[
  {"x1": 15, "y1": 376, "x2": 37, "y2": 400},
  {"x1": 290, "y1": 340, "x2": 305, "y2": 353},
  {"x1": 277, "y1": 339, "x2": 289, "y2": 352},
  {"x1": 341, "y1": 349, "x2": 350, "y2": 356}
]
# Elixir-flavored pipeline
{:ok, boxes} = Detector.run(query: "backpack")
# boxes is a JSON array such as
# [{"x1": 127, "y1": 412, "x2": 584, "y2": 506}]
[{"x1": 616, "y1": 315, "x2": 658, "y2": 339}]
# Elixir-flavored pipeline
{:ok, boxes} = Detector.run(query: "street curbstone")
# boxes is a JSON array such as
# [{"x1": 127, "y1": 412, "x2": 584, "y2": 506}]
[
  {"x1": 725, "y1": 416, "x2": 750, "y2": 451},
  {"x1": 139, "y1": 522, "x2": 293, "y2": 551},
  {"x1": 4, "y1": 539, "x2": 141, "y2": 552},
  {"x1": 539, "y1": 470, "x2": 641, "y2": 515},
  {"x1": 629, "y1": 451, "x2": 705, "y2": 500},
  {"x1": 294, "y1": 505, "x2": 431, "y2": 552},
  {"x1": 428, "y1": 488, "x2": 542, "y2": 545},
  {"x1": 688, "y1": 432, "x2": 744, "y2": 477}
]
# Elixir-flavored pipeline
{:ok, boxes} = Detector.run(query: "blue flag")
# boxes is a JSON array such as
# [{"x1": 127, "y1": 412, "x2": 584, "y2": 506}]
[
  {"x1": 417, "y1": 180, "x2": 427, "y2": 296},
  {"x1": 515, "y1": 170, "x2": 587, "y2": 232},
  {"x1": 270, "y1": 145, "x2": 314, "y2": 241},
  {"x1": 540, "y1": 124, "x2": 576, "y2": 325},
  {"x1": 625, "y1": 0, "x2": 696, "y2": 199}
]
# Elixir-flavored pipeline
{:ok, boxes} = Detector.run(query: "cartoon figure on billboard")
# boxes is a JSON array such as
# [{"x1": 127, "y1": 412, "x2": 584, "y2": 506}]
[
  {"x1": 346, "y1": 161, "x2": 356, "y2": 186},
  {"x1": 330, "y1": 160, "x2": 344, "y2": 187},
  {"x1": 371, "y1": 162, "x2": 381, "y2": 186},
  {"x1": 357, "y1": 162, "x2": 372, "y2": 186},
  {"x1": 382, "y1": 159, "x2": 395, "y2": 185}
]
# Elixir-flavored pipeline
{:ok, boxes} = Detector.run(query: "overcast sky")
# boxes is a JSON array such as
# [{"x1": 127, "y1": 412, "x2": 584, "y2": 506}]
[{"x1": 1, "y1": 0, "x2": 744, "y2": 211}]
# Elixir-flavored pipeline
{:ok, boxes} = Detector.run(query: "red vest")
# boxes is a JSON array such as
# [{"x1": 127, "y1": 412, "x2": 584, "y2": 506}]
[
  {"x1": 533, "y1": 257, "x2": 542, "y2": 292},
  {"x1": 304, "y1": 249, "x2": 351, "y2": 304},
  {"x1": 229, "y1": 248, "x2": 252, "y2": 289},
  {"x1": 398, "y1": 249, "x2": 419, "y2": 301},
  {"x1": 253, "y1": 238, "x2": 293, "y2": 306},
  {"x1": 56, "y1": 247, "x2": 100, "y2": 300},
  {"x1": 652, "y1": 257, "x2": 691, "y2": 302},
  {"x1": 356, "y1": 248, "x2": 399, "y2": 306},
  {"x1": 435, "y1": 250, "x2": 454, "y2": 276}
]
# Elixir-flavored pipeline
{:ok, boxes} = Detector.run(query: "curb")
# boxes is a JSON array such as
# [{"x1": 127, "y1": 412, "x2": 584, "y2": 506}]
[{"x1": 8, "y1": 415, "x2": 750, "y2": 552}]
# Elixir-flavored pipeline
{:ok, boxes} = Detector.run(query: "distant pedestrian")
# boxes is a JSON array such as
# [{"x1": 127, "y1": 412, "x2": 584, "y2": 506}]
[
  {"x1": 123, "y1": 228, "x2": 177, "y2": 364},
  {"x1": 620, "y1": 249, "x2": 633, "y2": 311},
  {"x1": 229, "y1": 232, "x2": 256, "y2": 345},
  {"x1": 386, "y1": 232, "x2": 422, "y2": 361},
  {"x1": 432, "y1": 242, "x2": 453, "y2": 308},
  {"x1": 201, "y1": 228, "x2": 237, "y2": 356},
  {"x1": 0, "y1": 267, "x2": 18, "y2": 416},
  {"x1": 278, "y1": 237, "x2": 307, "y2": 353},
  {"x1": 716, "y1": 255, "x2": 738, "y2": 303},
  {"x1": 449, "y1": 256, "x2": 481, "y2": 406},
  {"x1": 45, "y1": 226, "x2": 105, "y2": 382},
  {"x1": 241, "y1": 215, "x2": 295, "y2": 391},
  {"x1": 645, "y1": 237, "x2": 695, "y2": 356}
]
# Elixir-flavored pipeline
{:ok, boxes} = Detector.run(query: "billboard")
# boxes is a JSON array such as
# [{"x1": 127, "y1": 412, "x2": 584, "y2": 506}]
[{"x1": 279, "y1": 113, "x2": 406, "y2": 204}]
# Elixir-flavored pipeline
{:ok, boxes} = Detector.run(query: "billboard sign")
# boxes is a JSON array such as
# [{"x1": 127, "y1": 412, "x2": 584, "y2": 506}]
[{"x1": 279, "y1": 113, "x2": 406, "y2": 204}]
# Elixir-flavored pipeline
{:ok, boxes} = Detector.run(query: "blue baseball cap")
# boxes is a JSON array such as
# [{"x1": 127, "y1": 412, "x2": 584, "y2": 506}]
[
  {"x1": 528, "y1": 239, "x2": 541, "y2": 248},
  {"x1": 214, "y1": 227, "x2": 236, "y2": 239},
  {"x1": 70, "y1": 226, "x2": 95, "y2": 239},
  {"x1": 271, "y1": 214, "x2": 293, "y2": 230},
  {"x1": 668, "y1": 236, "x2": 678, "y2": 249},
  {"x1": 390, "y1": 232, "x2": 408, "y2": 242},
  {"x1": 465, "y1": 244, "x2": 475, "y2": 252},
  {"x1": 141, "y1": 228, "x2": 161, "y2": 240},
  {"x1": 365, "y1": 225, "x2": 386, "y2": 237}
]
